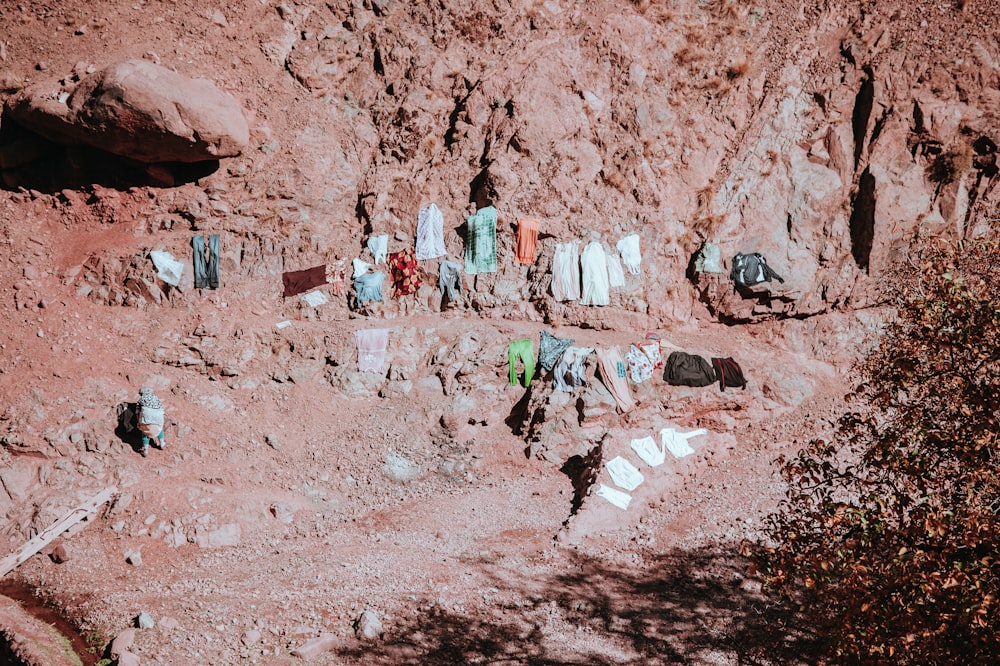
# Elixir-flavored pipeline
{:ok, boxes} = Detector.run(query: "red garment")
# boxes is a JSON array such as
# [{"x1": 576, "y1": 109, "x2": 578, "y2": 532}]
[
  {"x1": 282, "y1": 265, "x2": 326, "y2": 297},
  {"x1": 516, "y1": 218, "x2": 540, "y2": 264},
  {"x1": 388, "y1": 247, "x2": 422, "y2": 296}
]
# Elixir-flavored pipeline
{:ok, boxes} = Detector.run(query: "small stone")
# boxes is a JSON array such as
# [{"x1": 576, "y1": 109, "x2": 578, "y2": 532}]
[
  {"x1": 241, "y1": 628, "x2": 261, "y2": 645},
  {"x1": 125, "y1": 549, "x2": 143, "y2": 567},
  {"x1": 290, "y1": 634, "x2": 338, "y2": 658},
  {"x1": 354, "y1": 609, "x2": 383, "y2": 640},
  {"x1": 118, "y1": 651, "x2": 140, "y2": 666},
  {"x1": 109, "y1": 628, "x2": 135, "y2": 658},
  {"x1": 136, "y1": 611, "x2": 155, "y2": 629},
  {"x1": 265, "y1": 433, "x2": 280, "y2": 450},
  {"x1": 158, "y1": 616, "x2": 180, "y2": 631},
  {"x1": 49, "y1": 544, "x2": 69, "y2": 563}
]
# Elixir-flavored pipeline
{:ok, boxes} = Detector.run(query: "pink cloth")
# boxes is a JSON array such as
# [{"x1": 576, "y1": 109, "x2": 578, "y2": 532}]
[
  {"x1": 355, "y1": 328, "x2": 390, "y2": 373},
  {"x1": 596, "y1": 347, "x2": 635, "y2": 413}
]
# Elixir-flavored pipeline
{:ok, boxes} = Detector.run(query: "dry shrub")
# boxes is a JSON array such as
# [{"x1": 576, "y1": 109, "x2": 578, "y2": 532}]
[
  {"x1": 929, "y1": 142, "x2": 974, "y2": 183},
  {"x1": 726, "y1": 59, "x2": 749, "y2": 79}
]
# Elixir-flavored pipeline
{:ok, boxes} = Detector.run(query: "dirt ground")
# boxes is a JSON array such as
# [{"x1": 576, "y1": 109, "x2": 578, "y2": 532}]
[{"x1": 0, "y1": 0, "x2": 995, "y2": 664}]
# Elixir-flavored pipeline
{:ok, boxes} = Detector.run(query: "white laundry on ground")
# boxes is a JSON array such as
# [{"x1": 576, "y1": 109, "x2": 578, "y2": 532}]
[
  {"x1": 415, "y1": 203, "x2": 447, "y2": 260},
  {"x1": 301, "y1": 290, "x2": 328, "y2": 308},
  {"x1": 367, "y1": 235, "x2": 388, "y2": 264},
  {"x1": 596, "y1": 484, "x2": 631, "y2": 510},
  {"x1": 617, "y1": 234, "x2": 642, "y2": 274},
  {"x1": 660, "y1": 427, "x2": 708, "y2": 458},
  {"x1": 606, "y1": 456, "x2": 644, "y2": 490},
  {"x1": 149, "y1": 250, "x2": 184, "y2": 287},
  {"x1": 631, "y1": 435, "x2": 665, "y2": 467},
  {"x1": 580, "y1": 241, "x2": 610, "y2": 306}
]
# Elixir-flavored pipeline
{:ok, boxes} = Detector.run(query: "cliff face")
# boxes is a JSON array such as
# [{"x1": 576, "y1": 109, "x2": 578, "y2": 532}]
[
  {"x1": 2, "y1": 1, "x2": 996, "y2": 328},
  {"x1": 0, "y1": 1, "x2": 996, "y2": 662}
]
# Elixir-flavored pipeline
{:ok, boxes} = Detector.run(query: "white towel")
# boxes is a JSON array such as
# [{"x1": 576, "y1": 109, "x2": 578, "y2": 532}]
[
  {"x1": 606, "y1": 456, "x2": 644, "y2": 490},
  {"x1": 415, "y1": 204, "x2": 446, "y2": 261},
  {"x1": 595, "y1": 484, "x2": 631, "y2": 510},
  {"x1": 617, "y1": 234, "x2": 641, "y2": 275},
  {"x1": 660, "y1": 427, "x2": 708, "y2": 459},
  {"x1": 630, "y1": 435, "x2": 664, "y2": 467},
  {"x1": 367, "y1": 235, "x2": 388, "y2": 264},
  {"x1": 149, "y1": 250, "x2": 184, "y2": 287}
]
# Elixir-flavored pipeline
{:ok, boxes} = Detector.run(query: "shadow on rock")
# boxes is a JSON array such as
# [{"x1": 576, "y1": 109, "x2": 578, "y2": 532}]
[
  {"x1": 0, "y1": 116, "x2": 219, "y2": 192},
  {"x1": 332, "y1": 546, "x2": 816, "y2": 665}
]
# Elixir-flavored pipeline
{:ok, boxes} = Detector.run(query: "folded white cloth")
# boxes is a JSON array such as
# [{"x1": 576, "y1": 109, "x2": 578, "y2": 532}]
[
  {"x1": 631, "y1": 435, "x2": 664, "y2": 467},
  {"x1": 617, "y1": 234, "x2": 642, "y2": 275},
  {"x1": 660, "y1": 427, "x2": 708, "y2": 458},
  {"x1": 367, "y1": 235, "x2": 388, "y2": 264},
  {"x1": 606, "y1": 456, "x2": 644, "y2": 490},
  {"x1": 149, "y1": 250, "x2": 184, "y2": 286},
  {"x1": 596, "y1": 483, "x2": 631, "y2": 510},
  {"x1": 301, "y1": 291, "x2": 328, "y2": 308}
]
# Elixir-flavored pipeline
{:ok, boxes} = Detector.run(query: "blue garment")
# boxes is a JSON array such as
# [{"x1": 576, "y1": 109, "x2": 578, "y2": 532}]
[
  {"x1": 354, "y1": 271, "x2": 385, "y2": 306},
  {"x1": 193, "y1": 234, "x2": 220, "y2": 289}
]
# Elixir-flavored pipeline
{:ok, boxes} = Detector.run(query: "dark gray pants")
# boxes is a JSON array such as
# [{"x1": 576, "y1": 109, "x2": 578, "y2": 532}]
[{"x1": 193, "y1": 234, "x2": 220, "y2": 289}]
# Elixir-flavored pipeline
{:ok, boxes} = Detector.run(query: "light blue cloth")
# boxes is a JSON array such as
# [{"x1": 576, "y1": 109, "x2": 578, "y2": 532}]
[{"x1": 354, "y1": 271, "x2": 385, "y2": 306}]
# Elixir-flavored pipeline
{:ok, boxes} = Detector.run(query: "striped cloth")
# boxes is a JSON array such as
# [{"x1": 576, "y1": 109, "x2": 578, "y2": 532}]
[{"x1": 464, "y1": 206, "x2": 497, "y2": 274}]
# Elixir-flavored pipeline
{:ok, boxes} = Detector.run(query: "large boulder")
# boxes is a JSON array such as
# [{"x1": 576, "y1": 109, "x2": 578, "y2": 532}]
[{"x1": 4, "y1": 59, "x2": 249, "y2": 163}]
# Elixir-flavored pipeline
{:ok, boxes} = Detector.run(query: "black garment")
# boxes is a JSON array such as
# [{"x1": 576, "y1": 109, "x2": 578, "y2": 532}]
[{"x1": 663, "y1": 351, "x2": 716, "y2": 387}]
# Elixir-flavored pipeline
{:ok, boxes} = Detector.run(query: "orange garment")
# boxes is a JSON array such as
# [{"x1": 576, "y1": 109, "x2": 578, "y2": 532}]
[{"x1": 516, "y1": 218, "x2": 540, "y2": 264}]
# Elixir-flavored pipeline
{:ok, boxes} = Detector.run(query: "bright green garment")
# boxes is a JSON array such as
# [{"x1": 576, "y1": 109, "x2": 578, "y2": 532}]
[
  {"x1": 465, "y1": 206, "x2": 498, "y2": 274},
  {"x1": 508, "y1": 339, "x2": 535, "y2": 387}
]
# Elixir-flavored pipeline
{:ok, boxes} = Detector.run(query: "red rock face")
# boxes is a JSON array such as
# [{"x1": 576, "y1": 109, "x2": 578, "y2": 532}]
[{"x1": 0, "y1": 0, "x2": 996, "y2": 663}]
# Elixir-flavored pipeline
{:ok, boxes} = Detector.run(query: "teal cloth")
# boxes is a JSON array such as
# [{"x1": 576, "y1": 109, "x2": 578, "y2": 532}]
[
  {"x1": 508, "y1": 339, "x2": 535, "y2": 387},
  {"x1": 464, "y1": 206, "x2": 498, "y2": 274}
]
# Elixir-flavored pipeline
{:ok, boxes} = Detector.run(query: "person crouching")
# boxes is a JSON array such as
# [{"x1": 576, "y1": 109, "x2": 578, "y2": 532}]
[{"x1": 137, "y1": 387, "x2": 166, "y2": 457}]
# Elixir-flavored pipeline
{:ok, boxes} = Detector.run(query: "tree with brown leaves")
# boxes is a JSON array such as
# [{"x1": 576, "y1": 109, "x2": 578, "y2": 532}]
[{"x1": 760, "y1": 240, "x2": 1000, "y2": 664}]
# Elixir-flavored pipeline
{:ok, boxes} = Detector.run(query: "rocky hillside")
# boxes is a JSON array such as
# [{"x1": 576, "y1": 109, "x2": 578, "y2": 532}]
[{"x1": 0, "y1": 0, "x2": 995, "y2": 663}]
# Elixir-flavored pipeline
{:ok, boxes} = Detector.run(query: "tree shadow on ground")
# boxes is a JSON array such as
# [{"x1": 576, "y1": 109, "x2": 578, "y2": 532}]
[{"x1": 333, "y1": 546, "x2": 815, "y2": 665}]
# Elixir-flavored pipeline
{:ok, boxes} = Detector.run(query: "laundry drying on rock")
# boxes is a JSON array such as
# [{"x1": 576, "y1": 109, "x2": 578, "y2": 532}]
[
  {"x1": 712, "y1": 357, "x2": 747, "y2": 391},
  {"x1": 596, "y1": 347, "x2": 635, "y2": 413},
  {"x1": 553, "y1": 346, "x2": 593, "y2": 392},
  {"x1": 508, "y1": 339, "x2": 535, "y2": 387},
  {"x1": 192, "y1": 233, "x2": 220, "y2": 289},
  {"x1": 617, "y1": 234, "x2": 641, "y2": 275},
  {"x1": 663, "y1": 351, "x2": 716, "y2": 387},
  {"x1": 388, "y1": 247, "x2": 421, "y2": 296},
  {"x1": 516, "y1": 217, "x2": 539, "y2": 264},
  {"x1": 464, "y1": 206, "x2": 497, "y2": 274},
  {"x1": 538, "y1": 330, "x2": 574, "y2": 372},
  {"x1": 438, "y1": 260, "x2": 463, "y2": 306},
  {"x1": 355, "y1": 328, "x2": 390, "y2": 373},
  {"x1": 580, "y1": 241, "x2": 610, "y2": 306},
  {"x1": 367, "y1": 234, "x2": 388, "y2": 265},
  {"x1": 730, "y1": 252, "x2": 784, "y2": 288},
  {"x1": 606, "y1": 245, "x2": 626, "y2": 288},
  {"x1": 354, "y1": 271, "x2": 385, "y2": 307},
  {"x1": 626, "y1": 344, "x2": 654, "y2": 384},
  {"x1": 415, "y1": 204, "x2": 446, "y2": 261},
  {"x1": 551, "y1": 241, "x2": 581, "y2": 302},
  {"x1": 282, "y1": 264, "x2": 327, "y2": 298}
]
